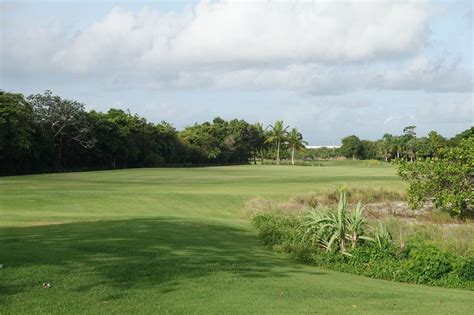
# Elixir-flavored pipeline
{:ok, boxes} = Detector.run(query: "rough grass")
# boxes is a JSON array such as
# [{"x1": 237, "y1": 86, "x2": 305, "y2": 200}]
[
  {"x1": 242, "y1": 187, "x2": 406, "y2": 219},
  {"x1": 1, "y1": 165, "x2": 473, "y2": 313},
  {"x1": 242, "y1": 186, "x2": 474, "y2": 257},
  {"x1": 383, "y1": 217, "x2": 474, "y2": 256}
]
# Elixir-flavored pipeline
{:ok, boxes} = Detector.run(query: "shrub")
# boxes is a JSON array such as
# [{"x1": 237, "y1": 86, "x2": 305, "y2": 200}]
[
  {"x1": 250, "y1": 199, "x2": 473, "y2": 289},
  {"x1": 457, "y1": 256, "x2": 474, "y2": 281},
  {"x1": 304, "y1": 191, "x2": 373, "y2": 254},
  {"x1": 401, "y1": 245, "x2": 454, "y2": 282},
  {"x1": 397, "y1": 137, "x2": 473, "y2": 217},
  {"x1": 253, "y1": 214, "x2": 303, "y2": 252}
]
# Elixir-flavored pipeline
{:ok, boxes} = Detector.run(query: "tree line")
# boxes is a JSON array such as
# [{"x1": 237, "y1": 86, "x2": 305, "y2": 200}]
[
  {"x1": 1, "y1": 90, "x2": 472, "y2": 176},
  {"x1": 0, "y1": 91, "x2": 307, "y2": 175},
  {"x1": 301, "y1": 125, "x2": 473, "y2": 162}
]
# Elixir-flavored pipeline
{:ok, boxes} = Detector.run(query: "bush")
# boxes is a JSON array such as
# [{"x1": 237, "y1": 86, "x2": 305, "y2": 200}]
[
  {"x1": 304, "y1": 191, "x2": 374, "y2": 254},
  {"x1": 253, "y1": 214, "x2": 303, "y2": 252},
  {"x1": 251, "y1": 212, "x2": 473, "y2": 290},
  {"x1": 401, "y1": 245, "x2": 454, "y2": 282},
  {"x1": 457, "y1": 256, "x2": 474, "y2": 281},
  {"x1": 397, "y1": 137, "x2": 473, "y2": 217}
]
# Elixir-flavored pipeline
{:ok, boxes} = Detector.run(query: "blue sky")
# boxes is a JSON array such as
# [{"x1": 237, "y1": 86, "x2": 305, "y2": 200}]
[{"x1": 1, "y1": 0, "x2": 472, "y2": 145}]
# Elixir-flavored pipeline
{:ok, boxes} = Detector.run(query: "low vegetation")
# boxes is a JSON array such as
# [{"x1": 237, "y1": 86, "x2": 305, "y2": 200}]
[{"x1": 246, "y1": 189, "x2": 474, "y2": 290}]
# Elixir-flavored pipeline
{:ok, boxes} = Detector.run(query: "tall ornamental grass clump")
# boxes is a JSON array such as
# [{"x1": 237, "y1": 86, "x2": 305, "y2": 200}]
[{"x1": 304, "y1": 192, "x2": 375, "y2": 255}]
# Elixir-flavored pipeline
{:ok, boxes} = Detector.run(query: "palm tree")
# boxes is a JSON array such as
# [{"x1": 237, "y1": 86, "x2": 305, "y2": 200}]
[
  {"x1": 287, "y1": 128, "x2": 307, "y2": 165},
  {"x1": 266, "y1": 121, "x2": 288, "y2": 165},
  {"x1": 380, "y1": 133, "x2": 393, "y2": 162}
]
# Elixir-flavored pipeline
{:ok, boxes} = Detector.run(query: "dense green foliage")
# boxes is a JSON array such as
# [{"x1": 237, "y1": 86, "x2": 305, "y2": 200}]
[
  {"x1": 0, "y1": 91, "x2": 307, "y2": 175},
  {"x1": 2, "y1": 90, "x2": 472, "y2": 176},
  {"x1": 0, "y1": 92, "x2": 34, "y2": 173},
  {"x1": 397, "y1": 136, "x2": 474, "y2": 217},
  {"x1": 339, "y1": 135, "x2": 364, "y2": 160},
  {"x1": 300, "y1": 126, "x2": 472, "y2": 162},
  {"x1": 252, "y1": 212, "x2": 474, "y2": 289}
]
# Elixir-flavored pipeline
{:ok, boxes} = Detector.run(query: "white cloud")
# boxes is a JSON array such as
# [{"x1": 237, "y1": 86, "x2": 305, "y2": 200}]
[
  {"x1": 1, "y1": 0, "x2": 471, "y2": 95},
  {"x1": 137, "y1": 56, "x2": 472, "y2": 93},
  {"x1": 4, "y1": 0, "x2": 432, "y2": 73}
]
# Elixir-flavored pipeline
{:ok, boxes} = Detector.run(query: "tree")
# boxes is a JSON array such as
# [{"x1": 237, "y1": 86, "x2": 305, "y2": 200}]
[
  {"x1": 226, "y1": 119, "x2": 253, "y2": 164},
  {"x1": 27, "y1": 91, "x2": 95, "y2": 167},
  {"x1": 392, "y1": 136, "x2": 402, "y2": 159},
  {"x1": 179, "y1": 117, "x2": 255, "y2": 165},
  {"x1": 0, "y1": 92, "x2": 34, "y2": 174},
  {"x1": 340, "y1": 135, "x2": 363, "y2": 160},
  {"x1": 266, "y1": 121, "x2": 288, "y2": 165},
  {"x1": 403, "y1": 125, "x2": 416, "y2": 138},
  {"x1": 287, "y1": 128, "x2": 307, "y2": 165},
  {"x1": 88, "y1": 109, "x2": 132, "y2": 168},
  {"x1": 360, "y1": 140, "x2": 378, "y2": 160},
  {"x1": 402, "y1": 125, "x2": 416, "y2": 160},
  {"x1": 405, "y1": 137, "x2": 418, "y2": 162},
  {"x1": 379, "y1": 133, "x2": 394, "y2": 162},
  {"x1": 427, "y1": 131, "x2": 447, "y2": 157},
  {"x1": 450, "y1": 126, "x2": 474, "y2": 145},
  {"x1": 180, "y1": 122, "x2": 221, "y2": 162},
  {"x1": 397, "y1": 136, "x2": 473, "y2": 217},
  {"x1": 252, "y1": 123, "x2": 268, "y2": 164}
]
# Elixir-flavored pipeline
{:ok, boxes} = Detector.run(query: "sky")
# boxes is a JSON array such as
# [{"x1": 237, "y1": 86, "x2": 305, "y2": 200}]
[{"x1": 1, "y1": 0, "x2": 473, "y2": 145}]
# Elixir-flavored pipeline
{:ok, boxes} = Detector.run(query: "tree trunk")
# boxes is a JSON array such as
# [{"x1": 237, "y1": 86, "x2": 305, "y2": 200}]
[
  {"x1": 58, "y1": 136, "x2": 63, "y2": 169},
  {"x1": 276, "y1": 140, "x2": 280, "y2": 165},
  {"x1": 291, "y1": 146, "x2": 295, "y2": 165},
  {"x1": 253, "y1": 150, "x2": 257, "y2": 165},
  {"x1": 261, "y1": 149, "x2": 265, "y2": 165}
]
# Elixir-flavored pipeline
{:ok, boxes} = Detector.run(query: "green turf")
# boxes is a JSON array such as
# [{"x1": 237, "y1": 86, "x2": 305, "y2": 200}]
[{"x1": 1, "y1": 165, "x2": 473, "y2": 314}]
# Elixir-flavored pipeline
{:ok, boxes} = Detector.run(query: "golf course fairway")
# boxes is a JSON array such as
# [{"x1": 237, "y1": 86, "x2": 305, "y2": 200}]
[{"x1": 1, "y1": 165, "x2": 473, "y2": 313}]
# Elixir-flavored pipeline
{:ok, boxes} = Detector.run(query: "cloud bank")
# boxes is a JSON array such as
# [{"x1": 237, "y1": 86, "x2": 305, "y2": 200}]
[
  {"x1": 5, "y1": 0, "x2": 470, "y2": 94},
  {"x1": 50, "y1": 0, "x2": 430, "y2": 71}
]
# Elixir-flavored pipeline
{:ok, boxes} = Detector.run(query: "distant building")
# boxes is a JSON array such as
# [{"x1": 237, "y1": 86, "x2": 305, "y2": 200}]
[{"x1": 306, "y1": 145, "x2": 341, "y2": 149}]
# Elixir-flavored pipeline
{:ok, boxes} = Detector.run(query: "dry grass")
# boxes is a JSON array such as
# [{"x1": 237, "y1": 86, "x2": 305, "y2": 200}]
[
  {"x1": 242, "y1": 187, "x2": 406, "y2": 219},
  {"x1": 382, "y1": 216, "x2": 474, "y2": 256},
  {"x1": 241, "y1": 197, "x2": 306, "y2": 219},
  {"x1": 243, "y1": 188, "x2": 474, "y2": 256},
  {"x1": 292, "y1": 187, "x2": 406, "y2": 208},
  {"x1": 244, "y1": 188, "x2": 461, "y2": 223}
]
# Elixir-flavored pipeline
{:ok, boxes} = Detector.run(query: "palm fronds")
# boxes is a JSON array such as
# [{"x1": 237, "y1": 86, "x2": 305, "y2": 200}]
[{"x1": 303, "y1": 191, "x2": 379, "y2": 255}]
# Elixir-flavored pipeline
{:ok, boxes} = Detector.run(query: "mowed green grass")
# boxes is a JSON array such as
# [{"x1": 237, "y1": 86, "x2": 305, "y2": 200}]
[{"x1": 1, "y1": 165, "x2": 473, "y2": 314}]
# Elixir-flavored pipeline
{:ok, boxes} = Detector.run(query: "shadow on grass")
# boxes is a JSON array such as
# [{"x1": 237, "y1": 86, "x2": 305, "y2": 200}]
[{"x1": 0, "y1": 218, "x2": 322, "y2": 300}]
